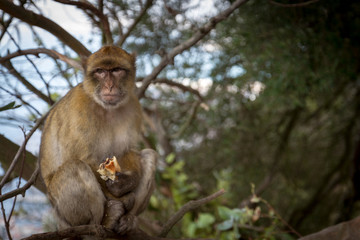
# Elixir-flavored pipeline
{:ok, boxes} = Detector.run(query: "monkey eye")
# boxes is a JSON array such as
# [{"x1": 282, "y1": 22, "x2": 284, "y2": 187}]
[{"x1": 94, "y1": 68, "x2": 106, "y2": 74}]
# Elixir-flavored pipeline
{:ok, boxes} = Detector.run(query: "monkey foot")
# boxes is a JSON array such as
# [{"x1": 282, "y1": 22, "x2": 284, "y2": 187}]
[
  {"x1": 117, "y1": 213, "x2": 137, "y2": 233},
  {"x1": 103, "y1": 200, "x2": 137, "y2": 235}
]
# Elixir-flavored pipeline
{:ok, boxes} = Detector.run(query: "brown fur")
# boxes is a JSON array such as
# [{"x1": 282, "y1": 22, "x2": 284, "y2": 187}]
[{"x1": 39, "y1": 46, "x2": 156, "y2": 238}]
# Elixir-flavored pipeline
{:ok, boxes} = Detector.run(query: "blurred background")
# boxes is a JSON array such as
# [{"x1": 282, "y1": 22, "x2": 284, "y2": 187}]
[{"x1": 0, "y1": 0, "x2": 359, "y2": 239}]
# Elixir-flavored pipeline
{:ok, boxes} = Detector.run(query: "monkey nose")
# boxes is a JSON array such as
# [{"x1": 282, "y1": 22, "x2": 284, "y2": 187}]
[{"x1": 104, "y1": 81, "x2": 114, "y2": 91}]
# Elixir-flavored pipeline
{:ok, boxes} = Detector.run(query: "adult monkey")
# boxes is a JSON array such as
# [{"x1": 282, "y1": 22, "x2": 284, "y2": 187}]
[{"x1": 40, "y1": 46, "x2": 157, "y2": 238}]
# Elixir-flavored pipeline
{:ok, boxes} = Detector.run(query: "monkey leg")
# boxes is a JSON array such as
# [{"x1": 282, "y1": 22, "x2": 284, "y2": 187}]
[
  {"x1": 47, "y1": 160, "x2": 106, "y2": 230},
  {"x1": 103, "y1": 192, "x2": 137, "y2": 234}
]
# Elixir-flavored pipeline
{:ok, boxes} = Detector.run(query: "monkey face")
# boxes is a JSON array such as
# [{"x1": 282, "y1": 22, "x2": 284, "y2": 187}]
[
  {"x1": 92, "y1": 67, "x2": 129, "y2": 107},
  {"x1": 84, "y1": 46, "x2": 136, "y2": 109}
]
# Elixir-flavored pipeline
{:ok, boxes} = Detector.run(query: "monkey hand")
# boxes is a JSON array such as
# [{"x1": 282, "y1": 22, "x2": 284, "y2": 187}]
[
  {"x1": 105, "y1": 171, "x2": 140, "y2": 198},
  {"x1": 103, "y1": 194, "x2": 138, "y2": 234}
]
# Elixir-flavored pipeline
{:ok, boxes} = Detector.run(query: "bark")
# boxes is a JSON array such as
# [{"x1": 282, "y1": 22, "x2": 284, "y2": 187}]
[
  {"x1": 299, "y1": 216, "x2": 360, "y2": 240},
  {"x1": 0, "y1": 135, "x2": 46, "y2": 193}
]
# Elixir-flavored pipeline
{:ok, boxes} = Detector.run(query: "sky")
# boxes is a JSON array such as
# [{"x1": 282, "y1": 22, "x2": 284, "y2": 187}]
[
  {"x1": 0, "y1": 3, "x2": 95, "y2": 238},
  {"x1": 0, "y1": 0, "x2": 220, "y2": 155},
  {"x1": 0, "y1": 1, "x2": 99, "y2": 155}
]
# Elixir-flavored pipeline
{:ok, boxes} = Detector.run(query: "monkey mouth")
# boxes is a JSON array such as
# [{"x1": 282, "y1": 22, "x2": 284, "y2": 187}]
[{"x1": 101, "y1": 93, "x2": 126, "y2": 105}]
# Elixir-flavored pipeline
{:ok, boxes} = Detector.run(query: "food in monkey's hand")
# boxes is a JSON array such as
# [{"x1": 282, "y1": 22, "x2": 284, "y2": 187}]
[{"x1": 97, "y1": 156, "x2": 121, "y2": 181}]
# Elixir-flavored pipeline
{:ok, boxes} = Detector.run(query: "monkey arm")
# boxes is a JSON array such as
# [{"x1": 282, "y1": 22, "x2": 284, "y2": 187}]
[
  {"x1": 105, "y1": 171, "x2": 140, "y2": 198},
  {"x1": 105, "y1": 150, "x2": 142, "y2": 198}
]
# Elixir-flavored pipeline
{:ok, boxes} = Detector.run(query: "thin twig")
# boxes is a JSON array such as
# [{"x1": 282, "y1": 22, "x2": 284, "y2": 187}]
[
  {"x1": 0, "y1": 48, "x2": 83, "y2": 70},
  {"x1": 117, "y1": 0, "x2": 153, "y2": 46},
  {"x1": 0, "y1": 164, "x2": 40, "y2": 202},
  {"x1": 54, "y1": 0, "x2": 113, "y2": 44},
  {"x1": 0, "y1": 0, "x2": 90, "y2": 58},
  {"x1": 136, "y1": 0, "x2": 249, "y2": 98},
  {"x1": 171, "y1": 101, "x2": 200, "y2": 139},
  {"x1": 152, "y1": 78, "x2": 204, "y2": 101},
  {"x1": 6, "y1": 32, "x2": 53, "y2": 103},
  {"x1": 0, "y1": 86, "x2": 42, "y2": 116},
  {"x1": 1, "y1": 61, "x2": 53, "y2": 105},
  {"x1": 158, "y1": 189, "x2": 226, "y2": 237},
  {"x1": 268, "y1": 0, "x2": 320, "y2": 7},
  {"x1": 0, "y1": 112, "x2": 49, "y2": 189},
  {"x1": 0, "y1": 198, "x2": 12, "y2": 239},
  {"x1": 262, "y1": 200, "x2": 302, "y2": 237}
]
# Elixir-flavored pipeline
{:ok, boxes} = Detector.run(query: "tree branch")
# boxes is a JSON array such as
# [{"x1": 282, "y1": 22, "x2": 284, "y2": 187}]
[
  {"x1": 0, "y1": 163, "x2": 40, "y2": 202},
  {"x1": 171, "y1": 101, "x2": 200, "y2": 139},
  {"x1": 54, "y1": 0, "x2": 113, "y2": 44},
  {"x1": 136, "y1": 0, "x2": 250, "y2": 98},
  {"x1": 153, "y1": 78, "x2": 204, "y2": 101},
  {"x1": 158, "y1": 189, "x2": 225, "y2": 237},
  {"x1": 117, "y1": 0, "x2": 153, "y2": 46},
  {"x1": 0, "y1": 48, "x2": 83, "y2": 70},
  {"x1": 1, "y1": 60, "x2": 54, "y2": 105},
  {"x1": 21, "y1": 190, "x2": 225, "y2": 240},
  {"x1": 0, "y1": 111, "x2": 49, "y2": 189},
  {"x1": 0, "y1": 0, "x2": 90, "y2": 58},
  {"x1": 268, "y1": 0, "x2": 320, "y2": 7}
]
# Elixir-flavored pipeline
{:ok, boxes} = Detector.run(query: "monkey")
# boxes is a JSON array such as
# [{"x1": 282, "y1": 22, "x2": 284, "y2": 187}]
[{"x1": 39, "y1": 46, "x2": 157, "y2": 238}]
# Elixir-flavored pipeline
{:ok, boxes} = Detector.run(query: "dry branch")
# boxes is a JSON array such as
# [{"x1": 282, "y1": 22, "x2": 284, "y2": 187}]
[
  {"x1": 136, "y1": 0, "x2": 249, "y2": 99},
  {"x1": 0, "y1": 48, "x2": 83, "y2": 70},
  {"x1": 1, "y1": 61, "x2": 54, "y2": 105},
  {"x1": 0, "y1": 112, "x2": 49, "y2": 189},
  {"x1": 117, "y1": 0, "x2": 154, "y2": 46},
  {"x1": 0, "y1": 0, "x2": 90, "y2": 58},
  {"x1": 268, "y1": 0, "x2": 320, "y2": 7},
  {"x1": 54, "y1": 0, "x2": 113, "y2": 44},
  {"x1": 153, "y1": 78, "x2": 204, "y2": 101},
  {"x1": 158, "y1": 189, "x2": 225, "y2": 237},
  {"x1": 0, "y1": 164, "x2": 40, "y2": 202}
]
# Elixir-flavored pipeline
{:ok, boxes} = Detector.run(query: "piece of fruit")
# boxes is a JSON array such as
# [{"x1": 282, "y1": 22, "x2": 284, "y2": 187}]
[{"x1": 97, "y1": 156, "x2": 121, "y2": 181}]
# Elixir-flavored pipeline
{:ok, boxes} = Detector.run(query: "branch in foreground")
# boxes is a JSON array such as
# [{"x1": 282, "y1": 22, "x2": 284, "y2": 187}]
[
  {"x1": 21, "y1": 190, "x2": 225, "y2": 240},
  {"x1": 136, "y1": 0, "x2": 249, "y2": 99},
  {"x1": 158, "y1": 189, "x2": 225, "y2": 237},
  {"x1": 21, "y1": 225, "x2": 213, "y2": 240}
]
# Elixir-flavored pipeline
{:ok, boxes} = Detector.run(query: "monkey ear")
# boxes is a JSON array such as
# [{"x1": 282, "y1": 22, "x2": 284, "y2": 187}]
[
  {"x1": 82, "y1": 56, "x2": 89, "y2": 74},
  {"x1": 130, "y1": 52, "x2": 137, "y2": 64}
]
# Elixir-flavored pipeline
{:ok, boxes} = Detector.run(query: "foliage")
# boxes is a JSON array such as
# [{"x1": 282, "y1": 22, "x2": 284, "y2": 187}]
[{"x1": 151, "y1": 157, "x2": 298, "y2": 239}]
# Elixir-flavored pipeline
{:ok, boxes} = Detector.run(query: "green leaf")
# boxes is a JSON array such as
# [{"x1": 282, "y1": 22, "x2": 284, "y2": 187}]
[
  {"x1": 149, "y1": 195, "x2": 159, "y2": 209},
  {"x1": 186, "y1": 222, "x2": 197, "y2": 237},
  {"x1": 231, "y1": 208, "x2": 246, "y2": 221},
  {"x1": 216, "y1": 219, "x2": 234, "y2": 231},
  {"x1": 217, "y1": 206, "x2": 233, "y2": 220},
  {"x1": 0, "y1": 101, "x2": 21, "y2": 112},
  {"x1": 165, "y1": 153, "x2": 176, "y2": 164},
  {"x1": 196, "y1": 213, "x2": 215, "y2": 228}
]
